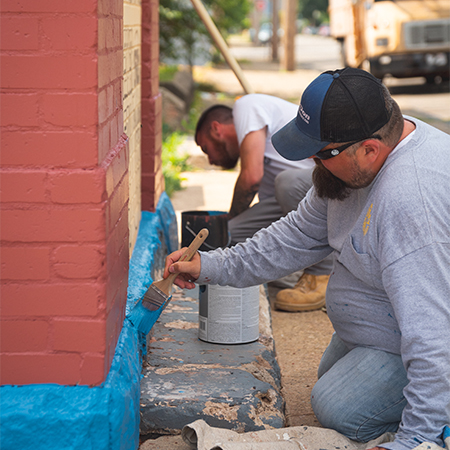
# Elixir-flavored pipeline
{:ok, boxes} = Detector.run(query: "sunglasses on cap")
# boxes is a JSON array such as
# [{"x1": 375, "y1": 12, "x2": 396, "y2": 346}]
[{"x1": 315, "y1": 134, "x2": 382, "y2": 160}]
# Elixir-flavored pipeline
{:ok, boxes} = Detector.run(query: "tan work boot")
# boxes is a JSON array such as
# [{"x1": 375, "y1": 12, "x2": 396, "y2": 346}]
[{"x1": 274, "y1": 274, "x2": 329, "y2": 312}]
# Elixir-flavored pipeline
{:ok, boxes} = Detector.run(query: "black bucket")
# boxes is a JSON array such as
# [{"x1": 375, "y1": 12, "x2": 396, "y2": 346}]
[{"x1": 181, "y1": 210, "x2": 229, "y2": 251}]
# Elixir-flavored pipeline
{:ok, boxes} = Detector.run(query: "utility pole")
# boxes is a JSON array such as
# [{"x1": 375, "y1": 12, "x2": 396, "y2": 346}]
[
  {"x1": 271, "y1": 0, "x2": 279, "y2": 61},
  {"x1": 281, "y1": 0, "x2": 296, "y2": 71}
]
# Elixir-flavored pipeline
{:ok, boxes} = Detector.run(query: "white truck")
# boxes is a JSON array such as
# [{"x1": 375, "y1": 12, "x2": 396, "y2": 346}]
[{"x1": 329, "y1": 0, "x2": 450, "y2": 82}]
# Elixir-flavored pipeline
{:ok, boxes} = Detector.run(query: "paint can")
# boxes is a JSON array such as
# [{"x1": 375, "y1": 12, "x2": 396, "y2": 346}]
[
  {"x1": 181, "y1": 210, "x2": 229, "y2": 251},
  {"x1": 198, "y1": 284, "x2": 260, "y2": 344}
]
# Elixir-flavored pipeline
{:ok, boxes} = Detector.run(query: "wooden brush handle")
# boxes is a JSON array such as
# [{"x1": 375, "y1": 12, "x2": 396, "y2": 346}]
[{"x1": 166, "y1": 228, "x2": 209, "y2": 283}]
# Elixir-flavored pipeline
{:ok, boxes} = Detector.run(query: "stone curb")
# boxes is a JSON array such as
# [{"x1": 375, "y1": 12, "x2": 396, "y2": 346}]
[{"x1": 140, "y1": 285, "x2": 285, "y2": 437}]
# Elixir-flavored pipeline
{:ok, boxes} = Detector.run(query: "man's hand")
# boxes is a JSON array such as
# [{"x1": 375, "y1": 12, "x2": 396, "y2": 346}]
[{"x1": 163, "y1": 248, "x2": 202, "y2": 290}]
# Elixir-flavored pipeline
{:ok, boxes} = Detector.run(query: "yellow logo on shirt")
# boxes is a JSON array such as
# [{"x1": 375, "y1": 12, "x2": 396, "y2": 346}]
[{"x1": 363, "y1": 203, "x2": 373, "y2": 236}]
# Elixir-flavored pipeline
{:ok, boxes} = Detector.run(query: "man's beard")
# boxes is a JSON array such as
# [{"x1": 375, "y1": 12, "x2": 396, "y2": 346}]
[
  {"x1": 216, "y1": 141, "x2": 238, "y2": 170},
  {"x1": 220, "y1": 154, "x2": 238, "y2": 170},
  {"x1": 312, "y1": 159, "x2": 375, "y2": 201}
]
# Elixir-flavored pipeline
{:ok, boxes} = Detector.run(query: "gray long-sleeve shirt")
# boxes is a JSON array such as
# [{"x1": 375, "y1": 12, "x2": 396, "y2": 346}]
[{"x1": 197, "y1": 117, "x2": 450, "y2": 450}]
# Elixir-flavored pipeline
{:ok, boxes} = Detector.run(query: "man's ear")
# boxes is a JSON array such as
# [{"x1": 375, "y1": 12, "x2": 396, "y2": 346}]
[
  {"x1": 362, "y1": 139, "x2": 381, "y2": 163},
  {"x1": 210, "y1": 121, "x2": 222, "y2": 139}
]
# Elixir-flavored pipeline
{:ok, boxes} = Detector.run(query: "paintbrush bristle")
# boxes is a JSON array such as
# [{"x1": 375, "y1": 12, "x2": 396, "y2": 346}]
[
  {"x1": 142, "y1": 284, "x2": 168, "y2": 311},
  {"x1": 126, "y1": 299, "x2": 162, "y2": 335}
]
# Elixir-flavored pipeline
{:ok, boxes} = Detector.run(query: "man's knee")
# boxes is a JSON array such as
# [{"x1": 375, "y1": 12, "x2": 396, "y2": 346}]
[{"x1": 311, "y1": 347, "x2": 407, "y2": 442}]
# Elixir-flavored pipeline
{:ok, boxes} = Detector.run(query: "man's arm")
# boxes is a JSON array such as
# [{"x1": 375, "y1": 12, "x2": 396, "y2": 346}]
[
  {"x1": 228, "y1": 127, "x2": 266, "y2": 220},
  {"x1": 381, "y1": 244, "x2": 450, "y2": 450}
]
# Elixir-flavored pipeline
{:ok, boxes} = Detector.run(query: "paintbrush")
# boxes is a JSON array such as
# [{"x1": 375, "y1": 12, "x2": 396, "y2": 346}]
[{"x1": 127, "y1": 228, "x2": 209, "y2": 334}]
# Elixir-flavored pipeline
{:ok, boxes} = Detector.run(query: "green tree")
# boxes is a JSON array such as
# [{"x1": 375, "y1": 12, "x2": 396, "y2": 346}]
[
  {"x1": 159, "y1": 0, "x2": 252, "y2": 69},
  {"x1": 298, "y1": 0, "x2": 329, "y2": 24}
]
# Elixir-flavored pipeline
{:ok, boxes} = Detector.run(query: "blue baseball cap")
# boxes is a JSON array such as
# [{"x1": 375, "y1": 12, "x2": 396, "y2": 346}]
[{"x1": 271, "y1": 68, "x2": 391, "y2": 161}]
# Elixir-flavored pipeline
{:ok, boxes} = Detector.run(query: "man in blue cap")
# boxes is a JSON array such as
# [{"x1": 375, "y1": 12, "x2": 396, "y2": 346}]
[{"x1": 164, "y1": 68, "x2": 450, "y2": 450}]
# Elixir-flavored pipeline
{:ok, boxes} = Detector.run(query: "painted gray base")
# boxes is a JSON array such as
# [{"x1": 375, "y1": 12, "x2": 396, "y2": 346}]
[{"x1": 140, "y1": 286, "x2": 285, "y2": 436}]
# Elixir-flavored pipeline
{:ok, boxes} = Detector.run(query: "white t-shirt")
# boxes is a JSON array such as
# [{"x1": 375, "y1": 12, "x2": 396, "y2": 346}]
[{"x1": 233, "y1": 94, "x2": 314, "y2": 201}]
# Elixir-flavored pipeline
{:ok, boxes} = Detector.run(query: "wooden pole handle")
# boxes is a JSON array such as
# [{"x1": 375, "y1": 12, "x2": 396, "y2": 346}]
[{"x1": 190, "y1": 0, "x2": 254, "y2": 94}]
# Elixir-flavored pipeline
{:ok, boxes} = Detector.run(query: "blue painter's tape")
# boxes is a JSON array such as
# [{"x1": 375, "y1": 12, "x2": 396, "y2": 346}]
[{"x1": 0, "y1": 194, "x2": 178, "y2": 450}]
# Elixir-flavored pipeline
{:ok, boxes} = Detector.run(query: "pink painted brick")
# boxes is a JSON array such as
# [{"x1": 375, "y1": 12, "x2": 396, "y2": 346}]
[
  {"x1": 98, "y1": 17, "x2": 122, "y2": 52},
  {"x1": 106, "y1": 209, "x2": 129, "y2": 268},
  {"x1": 0, "y1": 171, "x2": 47, "y2": 203},
  {"x1": 49, "y1": 170, "x2": 105, "y2": 204},
  {"x1": 2, "y1": 55, "x2": 97, "y2": 90},
  {"x1": 0, "y1": 16, "x2": 39, "y2": 50},
  {"x1": 98, "y1": 51, "x2": 122, "y2": 89},
  {"x1": 98, "y1": 85, "x2": 114, "y2": 124},
  {"x1": 54, "y1": 245, "x2": 105, "y2": 279},
  {"x1": 1, "y1": 283, "x2": 101, "y2": 317},
  {"x1": 80, "y1": 355, "x2": 106, "y2": 386},
  {"x1": 1, "y1": 131, "x2": 97, "y2": 168},
  {"x1": 1, "y1": 247, "x2": 50, "y2": 280},
  {"x1": 1, "y1": 209, "x2": 104, "y2": 242},
  {"x1": 0, "y1": 93, "x2": 39, "y2": 127},
  {"x1": 105, "y1": 279, "x2": 127, "y2": 369},
  {"x1": 105, "y1": 174, "x2": 128, "y2": 236},
  {"x1": 42, "y1": 93, "x2": 97, "y2": 127},
  {"x1": 0, "y1": 0, "x2": 97, "y2": 14},
  {"x1": 0, "y1": 354, "x2": 81, "y2": 386},
  {"x1": 98, "y1": 0, "x2": 122, "y2": 17},
  {"x1": 53, "y1": 319, "x2": 105, "y2": 353},
  {"x1": 106, "y1": 238, "x2": 128, "y2": 312},
  {"x1": 41, "y1": 17, "x2": 97, "y2": 50},
  {"x1": 0, "y1": 320, "x2": 49, "y2": 352}
]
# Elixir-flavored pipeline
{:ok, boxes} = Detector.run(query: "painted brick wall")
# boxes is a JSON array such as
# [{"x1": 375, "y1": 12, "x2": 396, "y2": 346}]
[
  {"x1": 1, "y1": 0, "x2": 129, "y2": 386},
  {"x1": 124, "y1": 0, "x2": 142, "y2": 255},
  {"x1": 141, "y1": 0, "x2": 165, "y2": 212}
]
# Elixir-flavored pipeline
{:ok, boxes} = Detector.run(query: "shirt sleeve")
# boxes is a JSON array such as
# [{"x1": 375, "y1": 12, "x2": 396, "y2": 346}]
[
  {"x1": 380, "y1": 243, "x2": 450, "y2": 450},
  {"x1": 197, "y1": 188, "x2": 333, "y2": 286},
  {"x1": 233, "y1": 96, "x2": 269, "y2": 145}
]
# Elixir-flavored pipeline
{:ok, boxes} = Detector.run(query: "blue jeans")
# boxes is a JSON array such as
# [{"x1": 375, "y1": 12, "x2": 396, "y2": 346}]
[{"x1": 311, "y1": 333, "x2": 408, "y2": 442}]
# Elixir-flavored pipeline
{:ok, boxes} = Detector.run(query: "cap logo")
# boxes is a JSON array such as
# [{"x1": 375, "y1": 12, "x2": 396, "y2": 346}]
[{"x1": 298, "y1": 104, "x2": 310, "y2": 124}]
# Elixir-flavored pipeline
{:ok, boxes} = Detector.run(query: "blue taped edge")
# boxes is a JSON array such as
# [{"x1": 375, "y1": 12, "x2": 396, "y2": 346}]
[{"x1": 0, "y1": 193, "x2": 178, "y2": 450}]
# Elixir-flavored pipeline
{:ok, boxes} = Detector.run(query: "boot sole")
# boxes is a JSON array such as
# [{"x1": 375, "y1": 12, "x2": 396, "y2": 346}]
[{"x1": 274, "y1": 298, "x2": 326, "y2": 312}]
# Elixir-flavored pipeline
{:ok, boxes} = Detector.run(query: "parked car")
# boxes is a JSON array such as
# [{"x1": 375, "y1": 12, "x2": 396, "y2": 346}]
[
  {"x1": 258, "y1": 23, "x2": 284, "y2": 45},
  {"x1": 258, "y1": 22, "x2": 273, "y2": 44},
  {"x1": 318, "y1": 24, "x2": 330, "y2": 36}
]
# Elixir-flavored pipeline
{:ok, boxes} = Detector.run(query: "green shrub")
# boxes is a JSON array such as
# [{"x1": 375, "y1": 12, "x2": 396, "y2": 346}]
[
  {"x1": 162, "y1": 130, "x2": 191, "y2": 198},
  {"x1": 159, "y1": 64, "x2": 179, "y2": 82}
]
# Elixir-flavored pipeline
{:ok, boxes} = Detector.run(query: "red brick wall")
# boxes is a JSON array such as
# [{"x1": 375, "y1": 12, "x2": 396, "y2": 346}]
[
  {"x1": 141, "y1": 0, "x2": 165, "y2": 212},
  {"x1": 1, "y1": 0, "x2": 129, "y2": 386}
]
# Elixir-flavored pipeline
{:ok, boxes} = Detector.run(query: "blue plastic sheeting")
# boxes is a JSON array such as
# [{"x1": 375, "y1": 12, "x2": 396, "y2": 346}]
[
  {"x1": 0, "y1": 193, "x2": 178, "y2": 450},
  {"x1": 0, "y1": 321, "x2": 141, "y2": 450}
]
